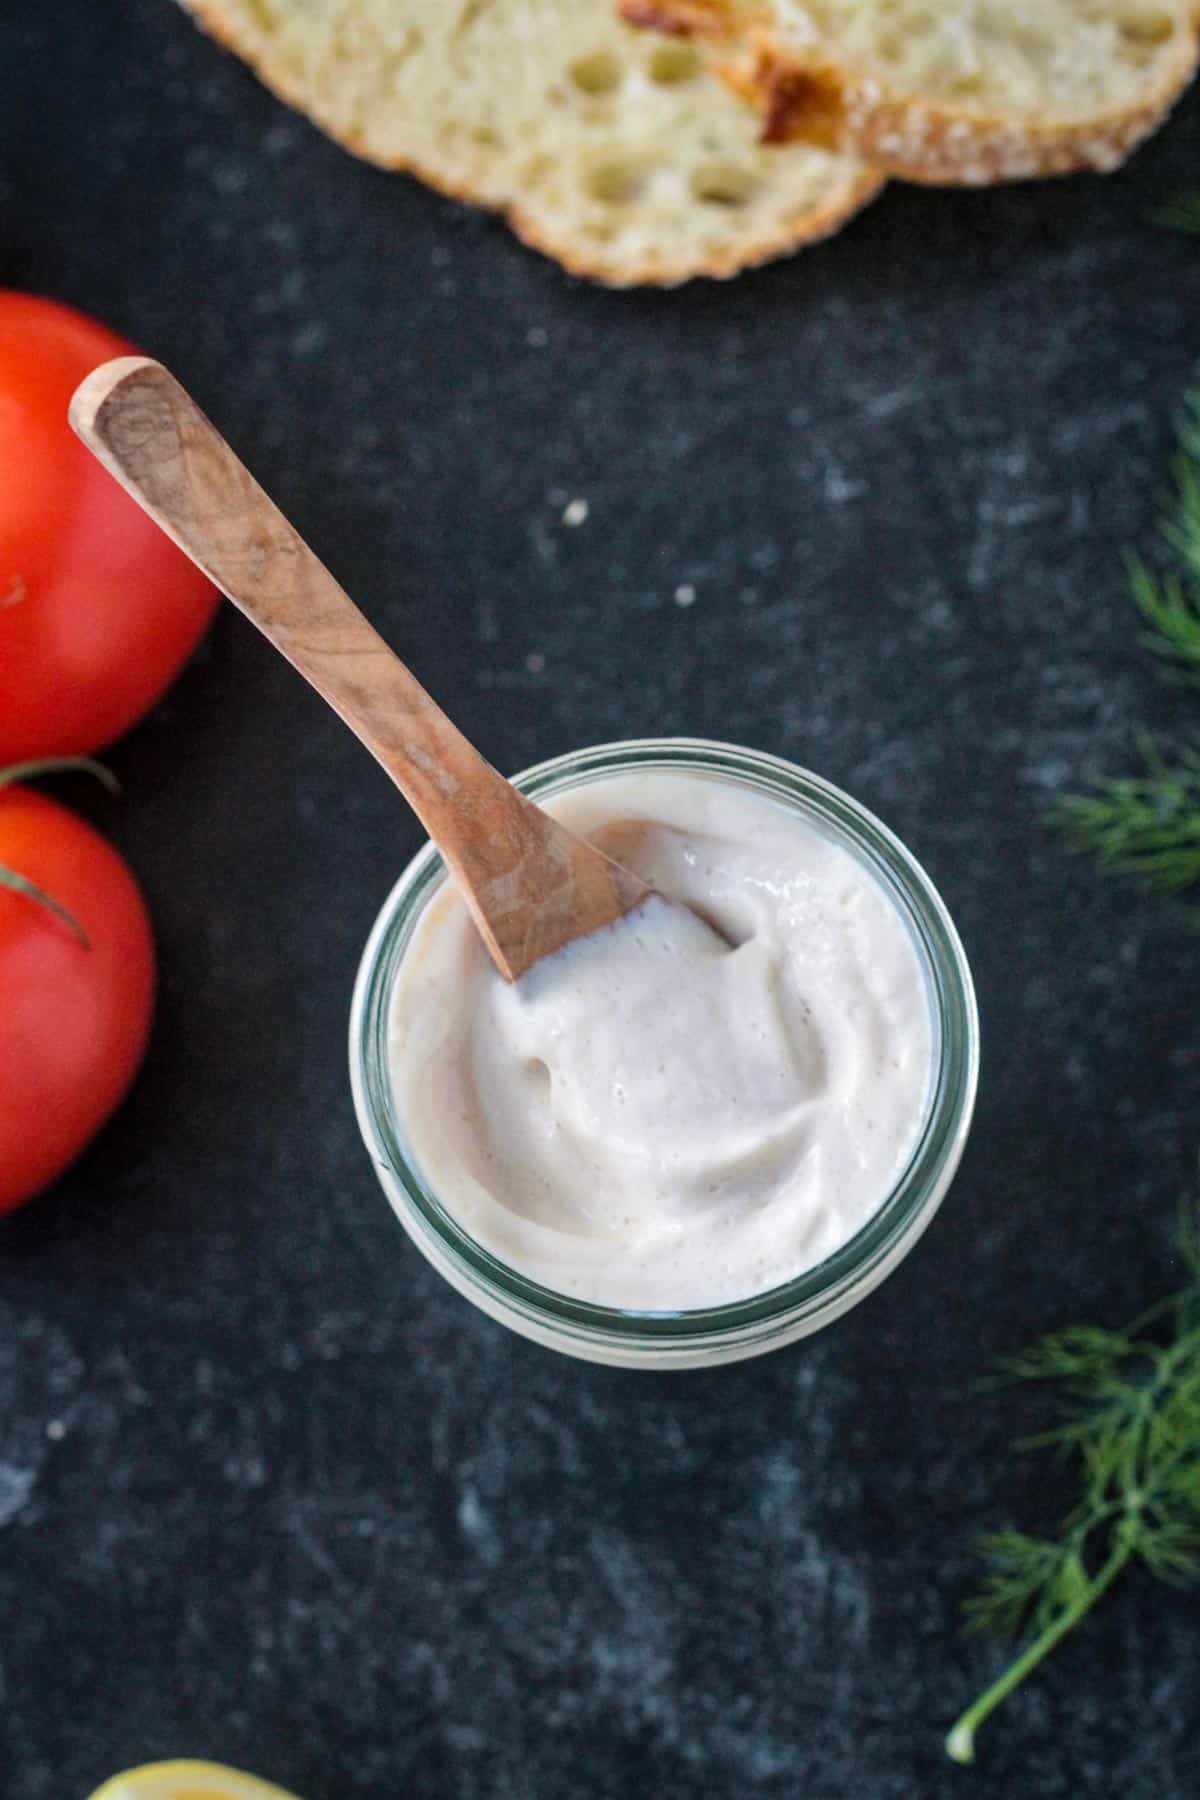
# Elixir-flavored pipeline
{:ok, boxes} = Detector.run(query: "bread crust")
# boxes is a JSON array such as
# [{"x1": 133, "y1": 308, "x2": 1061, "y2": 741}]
[
  {"x1": 621, "y1": 0, "x2": 1200, "y2": 184},
  {"x1": 177, "y1": 0, "x2": 883, "y2": 286},
  {"x1": 621, "y1": 0, "x2": 745, "y2": 31},
  {"x1": 508, "y1": 165, "x2": 883, "y2": 282}
]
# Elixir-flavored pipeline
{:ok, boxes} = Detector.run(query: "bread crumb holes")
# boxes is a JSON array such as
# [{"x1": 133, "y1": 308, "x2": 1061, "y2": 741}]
[{"x1": 569, "y1": 51, "x2": 624, "y2": 94}]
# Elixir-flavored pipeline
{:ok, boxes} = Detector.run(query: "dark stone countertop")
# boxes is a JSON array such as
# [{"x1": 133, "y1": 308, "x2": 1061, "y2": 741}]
[{"x1": 3, "y1": 7, "x2": 1199, "y2": 1797}]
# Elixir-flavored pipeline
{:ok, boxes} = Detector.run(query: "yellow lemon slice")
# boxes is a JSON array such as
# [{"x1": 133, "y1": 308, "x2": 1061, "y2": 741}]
[{"x1": 87, "y1": 1761, "x2": 303, "y2": 1800}]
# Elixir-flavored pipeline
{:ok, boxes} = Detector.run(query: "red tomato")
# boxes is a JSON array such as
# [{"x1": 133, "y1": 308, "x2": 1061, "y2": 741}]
[
  {"x1": 0, "y1": 292, "x2": 219, "y2": 760},
  {"x1": 0, "y1": 783, "x2": 155, "y2": 1211}
]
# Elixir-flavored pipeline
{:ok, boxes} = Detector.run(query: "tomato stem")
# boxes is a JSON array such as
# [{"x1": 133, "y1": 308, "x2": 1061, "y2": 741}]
[
  {"x1": 0, "y1": 756, "x2": 119, "y2": 794},
  {"x1": 0, "y1": 756, "x2": 119, "y2": 947},
  {"x1": 0, "y1": 863, "x2": 90, "y2": 946}
]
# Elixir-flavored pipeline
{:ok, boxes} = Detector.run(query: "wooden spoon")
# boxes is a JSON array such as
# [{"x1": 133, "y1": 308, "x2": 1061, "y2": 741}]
[{"x1": 69, "y1": 357, "x2": 652, "y2": 982}]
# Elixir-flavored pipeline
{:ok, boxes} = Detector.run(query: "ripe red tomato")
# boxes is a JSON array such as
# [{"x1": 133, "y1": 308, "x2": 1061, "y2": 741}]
[
  {"x1": 0, "y1": 292, "x2": 219, "y2": 761},
  {"x1": 0, "y1": 782, "x2": 155, "y2": 1212}
]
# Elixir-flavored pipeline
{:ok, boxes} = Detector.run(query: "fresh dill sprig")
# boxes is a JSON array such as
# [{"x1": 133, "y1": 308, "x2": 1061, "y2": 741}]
[
  {"x1": 1153, "y1": 389, "x2": 1200, "y2": 617},
  {"x1": 1056, "y1": 389, "x2": 1200, "y2": 890},
  {"x1": 946, "y1": 1206, "x2": 1200, "y2": 1764},
  {"x1": 1056, "y1": 737, "x2": 1200, "y2": 895},
  {"x1": 1132, "y1": 390, "x2": 1200, "y2": 677},
  {"x1": 1131, "y1": 561, "x2": 1200, "y2": 685}
]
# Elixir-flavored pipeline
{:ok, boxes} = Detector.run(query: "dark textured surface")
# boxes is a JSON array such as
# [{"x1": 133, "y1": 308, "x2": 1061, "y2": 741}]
[{"x1": 3, "y1": 5, "x2": 1200, "y2": 1796}]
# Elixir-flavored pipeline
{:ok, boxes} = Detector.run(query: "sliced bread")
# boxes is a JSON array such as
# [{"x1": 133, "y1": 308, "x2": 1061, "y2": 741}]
[
  {"x1": 177, "y1": 0, "x2": 882, "y2": 285},
  {"x1": 621, "y1": 0, "x2": 1199, "y2": 184}
]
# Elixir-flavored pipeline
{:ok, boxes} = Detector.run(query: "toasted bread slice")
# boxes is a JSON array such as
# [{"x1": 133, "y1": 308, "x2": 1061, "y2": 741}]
[
  {"x1": 621, "y1": 0, "x2": 1199, "y2": 184},
  {"x1": 176, "y1": 0, "x2": 882, "y2": 285}
]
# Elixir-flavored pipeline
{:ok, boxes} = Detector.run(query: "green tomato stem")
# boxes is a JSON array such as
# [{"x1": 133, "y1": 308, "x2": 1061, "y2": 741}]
[
  {"x1": 0, "y1": 755, "x2": 119, "y2": 793},
  {"x1": 0, "y1": 756, "x2": 118, "y2": 945},
  {"x1": 945, "y1": 1536, "x2": 1135, "y2": 1765},
  {"x1": 0, "y1": 863, "x2": 90, "y2": 946}
]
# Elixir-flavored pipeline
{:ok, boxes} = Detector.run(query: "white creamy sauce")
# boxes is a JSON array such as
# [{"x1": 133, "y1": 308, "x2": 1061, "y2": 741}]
[{"x1": 388, "y1": 771, "x2": 933, "y2": 1309}]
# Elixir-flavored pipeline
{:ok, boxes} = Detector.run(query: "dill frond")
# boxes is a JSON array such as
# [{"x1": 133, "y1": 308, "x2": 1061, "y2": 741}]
[
  {"x1": 1055, "y1": 740, "x2": 1200, "y2": 894},
  {"x1": 1131, "y1": 562, "x2": 1200, "y2": 685},
  {"x1": 946, "y1": 1206, "x2": 1200, "y2": 1763},
  {"x1": 1057, "y1": 379, "x2": 1200, "y2": 892},
  {"x1": 995, "y1": 1325, "x2": 1132, "y2": 1386},
  {"x1": 963, "y1": 1533, "x2": 1082, "y2": 1638}
]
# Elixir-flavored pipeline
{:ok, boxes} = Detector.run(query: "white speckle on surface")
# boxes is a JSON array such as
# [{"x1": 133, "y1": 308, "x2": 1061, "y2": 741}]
[
  {"x1": 0, "y1": 1463, "x2": 35, "y2": 1528},
  {"x1": 674, "y1": 583, "x2": 696, "y2": 607},
  {"x1": 999, "y1": 496, "x2": 1061, "y2": 528},
  {"x1": 864, "y1": 384, "x2": 919, "y2": 420},
  {"x1": 526, "y1": 325, "x2": 548, "y2": 348},
  {"x1": 262, "y1": 120, "x2": 299, "y2": 157},
  {"x1": 527, "y1": 514, "x2": 558, "y2": 568},
  {"x1": 292, "y1": 322, "x2": 326, "y2": 360},
  {"x1": 822, "y1": 465, "x2": 867, "y2": 504},
  {"x1": 458, "y1": 1484, "x2": 502, "y2": 1566},
  {"x1": 224, "y1": 1451, "x2": 269, "y2": 1489},
  {"x1": 211, "y1": 160, "x2": 249, "y2": 197},
  {"x1": 45, "y1": 1419, "x2": 65, "y2": 1442},
  {"x1": 562, "y1": 498, "x2": 589, "y2": 528},
  {"x1": 526, "y1": 651, "x2": 546, "y2": 674}
]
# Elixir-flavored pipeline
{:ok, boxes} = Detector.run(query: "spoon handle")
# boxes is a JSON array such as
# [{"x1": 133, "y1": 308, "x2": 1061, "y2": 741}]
[
  {"x1": 71, "y1": 357, "x2": 494, "y2": 817},
  {"x1": 69, "y1": 357, "x2": 647, "y2": 980}
]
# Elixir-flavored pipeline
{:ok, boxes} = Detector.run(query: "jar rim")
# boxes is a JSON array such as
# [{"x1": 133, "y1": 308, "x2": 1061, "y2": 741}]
[{"x1": 349, "y1": 738, "x2": 979, "y2": 1357}]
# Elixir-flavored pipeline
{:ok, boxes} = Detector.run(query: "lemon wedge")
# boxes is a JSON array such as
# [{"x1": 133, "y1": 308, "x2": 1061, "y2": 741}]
[{"x1": 86, "y1": 1761, "x2": 303, "y2": 1800}]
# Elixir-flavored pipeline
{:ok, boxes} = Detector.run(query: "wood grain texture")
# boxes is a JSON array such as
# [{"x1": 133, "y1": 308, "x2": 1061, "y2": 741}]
[{"x1": 69, "y1": 357, "x2": 651, "y2": 980}]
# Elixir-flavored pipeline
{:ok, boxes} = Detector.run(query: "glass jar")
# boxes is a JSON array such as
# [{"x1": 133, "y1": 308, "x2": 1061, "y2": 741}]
[{"x1": 350, "y1": 739, "x2": 979, "y2": 1370}]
